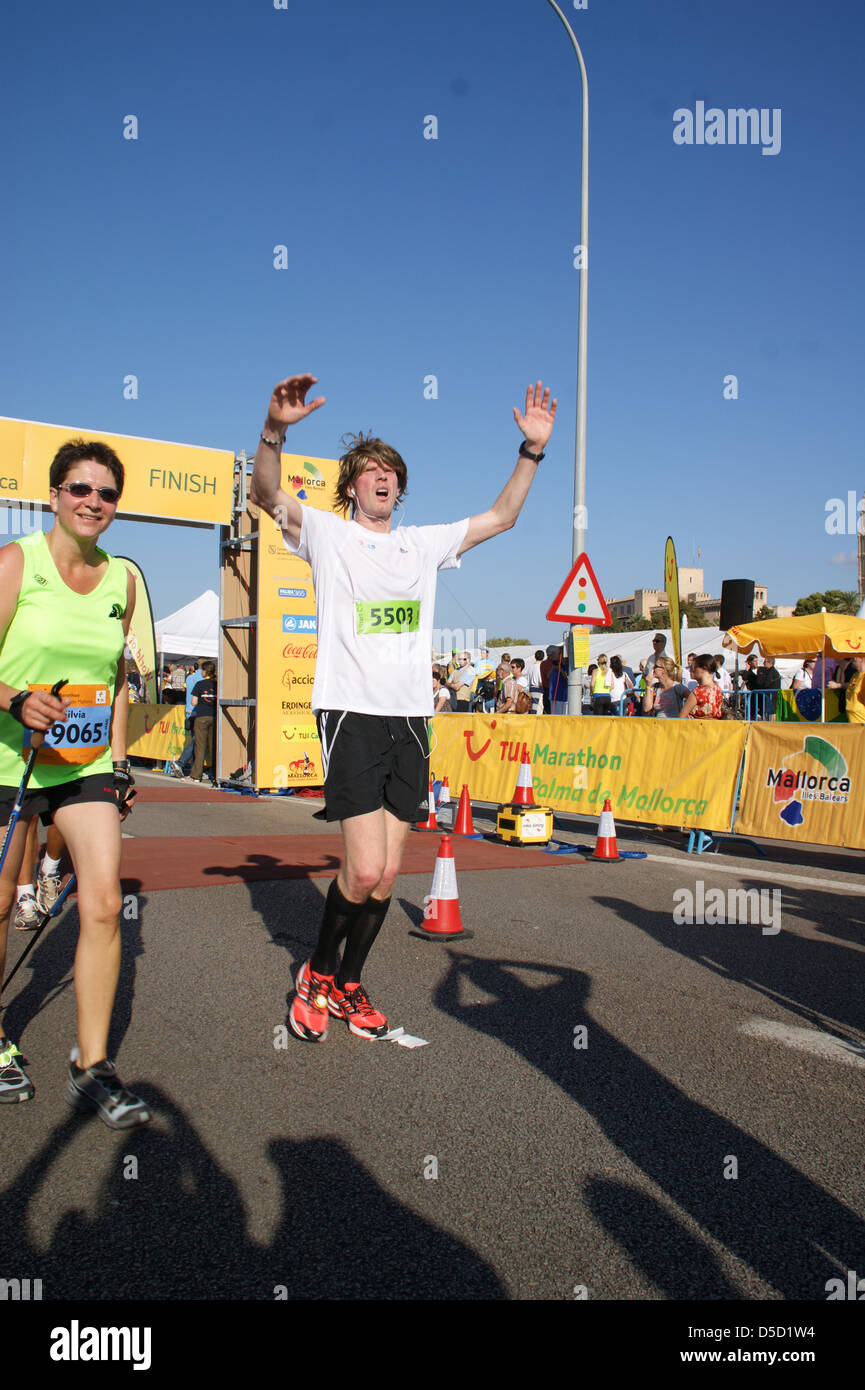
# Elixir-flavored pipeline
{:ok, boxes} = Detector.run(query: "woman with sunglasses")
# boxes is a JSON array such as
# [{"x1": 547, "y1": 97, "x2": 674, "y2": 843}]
[
  {"x1": 642, "y1": 655, "x2": 689, "y2": 718},
  {"x1": 0, "y1": 438, "x2": 149, "y2": 1127}
]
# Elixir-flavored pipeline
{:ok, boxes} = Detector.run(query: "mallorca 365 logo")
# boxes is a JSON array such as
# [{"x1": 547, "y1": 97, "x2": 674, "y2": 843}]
[
  {"x1": 287, "y1": 462, "x2": 326, "y2": 500},
  {"x1": 766, "y1": 735, "x2": 850, "y2": 828}
]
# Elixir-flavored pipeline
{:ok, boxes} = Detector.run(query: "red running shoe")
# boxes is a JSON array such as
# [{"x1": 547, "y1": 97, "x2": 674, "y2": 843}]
[
  {"x1": 289, "y1": 960, "x2": 334, "y2": 1042},
  {"x1": 328, "y1": 981, "x2": 389, "y2": 1039}
]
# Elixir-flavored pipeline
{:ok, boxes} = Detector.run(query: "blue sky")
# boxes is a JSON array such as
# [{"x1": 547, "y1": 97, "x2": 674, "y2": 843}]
[{"x1": 3, "y1": 0, "x2": 863, "y2": 646}]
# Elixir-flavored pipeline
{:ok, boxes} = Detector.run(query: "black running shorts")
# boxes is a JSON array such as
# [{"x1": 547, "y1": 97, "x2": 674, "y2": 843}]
[
  {"x1": 316, "y1": 711, "x2": 430, "y2": 824},
  {"x1": 0, "y1": 773, "x2": 120, "y2": 828}
]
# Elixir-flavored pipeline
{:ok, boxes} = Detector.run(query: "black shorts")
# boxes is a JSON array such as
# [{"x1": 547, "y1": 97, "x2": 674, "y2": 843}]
[
  {"x1": 0, "y1": 773, "x2": 119, "y2": 829},
  {"x1": 316, "y1": 711, "x2": 429, "y2": 824}
]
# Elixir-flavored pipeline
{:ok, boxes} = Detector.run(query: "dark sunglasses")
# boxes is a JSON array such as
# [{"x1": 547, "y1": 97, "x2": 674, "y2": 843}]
[{"x1": 58, "y1": 481, "x2": 121, "y2": 504}]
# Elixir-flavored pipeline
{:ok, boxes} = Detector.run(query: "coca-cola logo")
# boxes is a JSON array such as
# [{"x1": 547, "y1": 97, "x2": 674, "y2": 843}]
[{"x1": 281, "y1": 643, "x2": 317, "y2": 660}]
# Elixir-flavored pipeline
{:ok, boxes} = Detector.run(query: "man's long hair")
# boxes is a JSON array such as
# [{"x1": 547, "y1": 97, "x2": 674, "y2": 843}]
[{"x1": 334, "y1": 432, "x2": 408, "y2": 517}]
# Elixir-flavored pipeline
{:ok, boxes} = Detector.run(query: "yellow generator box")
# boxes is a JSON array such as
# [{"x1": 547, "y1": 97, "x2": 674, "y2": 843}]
[{"x1": 495, "y1": 803, "x2": 553, "y2": 846}]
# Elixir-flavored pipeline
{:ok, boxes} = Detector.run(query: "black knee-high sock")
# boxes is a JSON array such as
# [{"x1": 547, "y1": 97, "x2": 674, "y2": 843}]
[
  {"x1": 337, "y1": 895, "x2": 391, "y2": 987},
  {"x1": 310, "y1": 879, "x2": 367, "y2": 977}
]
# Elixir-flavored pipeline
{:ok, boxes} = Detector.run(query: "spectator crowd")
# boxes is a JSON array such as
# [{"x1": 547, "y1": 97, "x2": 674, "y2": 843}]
[{"x1": 430, "y1": 634, "x2": 865, "y2": 723}]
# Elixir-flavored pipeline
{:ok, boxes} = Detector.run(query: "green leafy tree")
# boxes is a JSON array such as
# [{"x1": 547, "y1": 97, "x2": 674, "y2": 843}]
[
  {"x1": 754, "y1": 605, "x2": 777, "y2": 621},
  {"x1": 794, "y1": 590, "x2": 860, "y2": 616}
]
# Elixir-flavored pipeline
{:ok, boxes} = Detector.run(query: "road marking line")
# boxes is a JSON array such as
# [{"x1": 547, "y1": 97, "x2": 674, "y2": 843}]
[
  {"x1": 644, "y1": 853, "x2": 864, "y2": 896},
  {"x1": 739, "y1": 1017, "x2": 865, "y2": 1068}
]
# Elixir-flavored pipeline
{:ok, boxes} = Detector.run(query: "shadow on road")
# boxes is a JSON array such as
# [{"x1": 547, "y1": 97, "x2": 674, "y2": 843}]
[
  {"x1": 433, "y1": 950, "x2": 865, "y2": 1299},
  {"x1": 0, "y1": 1088, "x2": 506, "y2": 1300}
]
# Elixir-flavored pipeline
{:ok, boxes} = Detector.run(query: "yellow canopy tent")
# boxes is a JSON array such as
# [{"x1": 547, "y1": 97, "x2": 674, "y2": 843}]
[{"x1": 722, "y1": 613, "x2": 865, "y2": 720}]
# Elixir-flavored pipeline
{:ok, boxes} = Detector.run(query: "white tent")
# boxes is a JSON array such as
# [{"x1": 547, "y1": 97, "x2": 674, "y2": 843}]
[
  {"x1": 155, "y1": 590, "x2": 219, "y2": 659},
  {"x1": 468, "y1": 629, "x2": 799, "y2": 683}
]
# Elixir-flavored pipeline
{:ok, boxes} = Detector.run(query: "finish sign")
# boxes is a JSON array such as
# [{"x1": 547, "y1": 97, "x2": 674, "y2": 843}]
[{"x1": 546, "y1": 552, "x2": 611, "y2": 626}]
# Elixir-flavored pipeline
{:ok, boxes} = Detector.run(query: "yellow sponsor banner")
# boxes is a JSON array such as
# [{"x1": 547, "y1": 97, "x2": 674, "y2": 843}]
[
  {"x1": 0, "y1": 419, "x2": 25, "y2": 495},
  {"x1": 256, "y1": 453, "x2": 339, "y2": 788},
  {"x1": 0, "y1": 417, "x2": 234, "y2": 524},
  {"x1": 734, "y1": 723, "x2": 865, "y2": 850},
  {"x1": 127, "y1": 704, "x2": 187, "y2": 761},
  {"x1": 431, "y1": 714, "x2": 746, "y2": 831}
]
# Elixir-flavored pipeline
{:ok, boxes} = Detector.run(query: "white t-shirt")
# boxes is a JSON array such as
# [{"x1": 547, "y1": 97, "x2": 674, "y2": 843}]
[{"x1": 285, "y1": 508, "x2": 469, "y2": 716}]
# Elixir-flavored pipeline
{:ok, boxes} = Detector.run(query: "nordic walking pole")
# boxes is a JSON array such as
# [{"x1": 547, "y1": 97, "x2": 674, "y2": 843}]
[
  {"x1": 0, "y1": 679, "x2": 68, "y2": 879},
  {"x1": 0, "y1": 873, "x2": 76, "y2": 1003}
]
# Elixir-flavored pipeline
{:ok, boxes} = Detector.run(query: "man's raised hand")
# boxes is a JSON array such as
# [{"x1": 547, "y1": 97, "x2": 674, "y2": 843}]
[
  {"x1": 513, "y1": 381, "x2": 557, "y2": 452},
  {"x1": 265, "y1": 374, "x2": 326, "y2": 433}
]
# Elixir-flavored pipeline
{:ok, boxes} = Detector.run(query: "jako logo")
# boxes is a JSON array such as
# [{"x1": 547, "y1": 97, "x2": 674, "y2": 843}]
[
  {"x1": 49, "y1": 1320, "x2": 152, "y2": 1370},
  {"x1": 278, "y1": 588, "x2": 307, "y2": 599},
  {"x1": 283, "y1": 615, "x2": 317, "y2": 633},
  {"x1": 673, "y1": 101, "x2": 781, "y2": 156}
]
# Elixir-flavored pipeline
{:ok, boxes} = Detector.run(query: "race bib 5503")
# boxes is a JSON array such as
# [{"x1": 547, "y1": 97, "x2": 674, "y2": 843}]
[{"x1": 355, "y1": 601, "x2": 420, "y2": 635}]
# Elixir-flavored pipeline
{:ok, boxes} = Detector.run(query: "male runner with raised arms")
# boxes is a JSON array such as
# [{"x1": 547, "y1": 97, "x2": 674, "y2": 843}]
[
  {"x1": 251, "y1": 373, "x2": 556, "y2": 1041},
  {"x1": 0, "y1": 439, "x2": 148, "y2": 1126}
]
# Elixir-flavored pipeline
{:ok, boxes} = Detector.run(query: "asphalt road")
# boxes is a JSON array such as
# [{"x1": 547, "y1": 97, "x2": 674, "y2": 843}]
[{"x1": 2, "y1": 773, "x2": 864, "y2": 1304}]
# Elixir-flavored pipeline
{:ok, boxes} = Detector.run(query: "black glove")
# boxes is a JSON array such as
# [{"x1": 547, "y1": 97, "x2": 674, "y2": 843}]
[{"x1": 112, "y1": 763, "x2": 137, "y2": 816}]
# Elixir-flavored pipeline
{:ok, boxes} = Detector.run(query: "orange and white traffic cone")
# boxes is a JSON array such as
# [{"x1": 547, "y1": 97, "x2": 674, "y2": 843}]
[
  {"x1": 508, "y1": 747, "x2": 536, "y2": 807},
  {"x1": 414, "y1": 776, "x2": 439, "y2": 832},
  {"x1": 410, "y1": 834, "x2": 473, "y2": 941},
  {"x1": 593, "y1": 798, "x2": 622, "y2": 862},
  {"x1": 453, "y1": 784, "x2": 478, "y2": 836}
]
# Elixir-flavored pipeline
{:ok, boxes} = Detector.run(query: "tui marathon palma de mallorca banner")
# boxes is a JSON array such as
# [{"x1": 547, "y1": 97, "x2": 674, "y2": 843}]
[
  {"x1": 0, "y1": 416, "x2": 234, "y2": 523},
  {"x1": 256, "y1": 452, "x2": 340, "y2": 790},
  {"x1": 431, "y1": 714, "x2": 746, "y2": 832},
  {"x1": 734, "y1": 723, "x2": 865, "y2": 850}
]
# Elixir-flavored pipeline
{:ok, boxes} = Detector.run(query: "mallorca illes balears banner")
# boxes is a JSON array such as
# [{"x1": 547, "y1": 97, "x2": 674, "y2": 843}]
[{"x1": 734, "y1": 724, "x2": 865, "y2": 850}]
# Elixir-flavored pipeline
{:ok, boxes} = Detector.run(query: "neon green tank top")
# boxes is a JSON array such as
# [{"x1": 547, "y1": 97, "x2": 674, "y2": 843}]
[{"x1": 0, "y1": 532, "x2": 127, "y2": 788}]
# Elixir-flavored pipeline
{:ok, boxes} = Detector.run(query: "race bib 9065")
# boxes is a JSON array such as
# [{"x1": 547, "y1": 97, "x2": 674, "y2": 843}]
[
  {"x1": 22, "y1": 683, "x2": 112, "y2": 766},
  {"x1": 355, "y1": 601, "x2": 420, "y2": 635}
]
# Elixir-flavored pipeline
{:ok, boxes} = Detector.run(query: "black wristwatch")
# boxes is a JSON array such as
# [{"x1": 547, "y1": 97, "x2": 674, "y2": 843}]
[
  {"x1": 518, "y1": 442, "x2": 545, "y2": 463},
  {"x1": 7, "y1": 690, "x2": 30, "y2": 725}
]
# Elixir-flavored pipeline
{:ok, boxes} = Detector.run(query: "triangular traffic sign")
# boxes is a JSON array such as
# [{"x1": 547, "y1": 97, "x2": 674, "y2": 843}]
[{"x1": 547, "y1": 552, "x2": 611, "y2": 626}]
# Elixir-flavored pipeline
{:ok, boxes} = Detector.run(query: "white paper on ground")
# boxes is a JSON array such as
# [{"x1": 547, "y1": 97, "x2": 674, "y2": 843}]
[{"x1": 375, "y1": 1026, "x2": 430, "y2": 1048}]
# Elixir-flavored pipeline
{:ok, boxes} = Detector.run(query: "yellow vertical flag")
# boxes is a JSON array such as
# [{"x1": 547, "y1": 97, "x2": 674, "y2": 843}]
[
  {"x1": 116, "y1": 557, "x2": 158, "y2": 703},
  {"x1": 665, "y1": 537, "x2": 681, "y2": 668}
]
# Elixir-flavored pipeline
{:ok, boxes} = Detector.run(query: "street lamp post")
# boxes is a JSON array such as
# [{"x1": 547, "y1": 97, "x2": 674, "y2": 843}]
[{"x1": 544, "y1": 0, "x2": 588, "y2": 714}]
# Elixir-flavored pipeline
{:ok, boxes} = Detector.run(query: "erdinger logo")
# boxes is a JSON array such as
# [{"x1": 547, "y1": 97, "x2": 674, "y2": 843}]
[
  {"x1": 766, "y1": 734, "x2": 851, "y2": 828},
  {"x1": 281, "y1": 700, "x2": 311, "y2": 713},
  {"x1": 282, "y1": 642, "x2": 317, "y2": 661}
]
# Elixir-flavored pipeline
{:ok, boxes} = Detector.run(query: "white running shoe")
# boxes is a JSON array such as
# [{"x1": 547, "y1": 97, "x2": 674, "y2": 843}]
[
  {"x1": 13, "y1": 894, "x2": 39, "y2": 931},
  {"x1": 36, "y1": 872, "x2": 63, "y2": 915}
]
